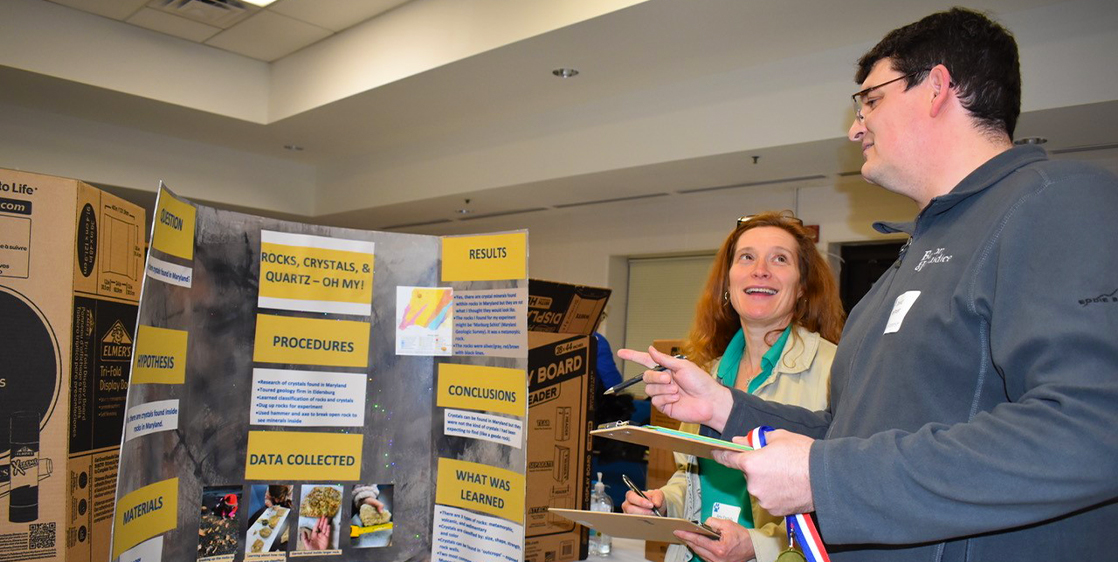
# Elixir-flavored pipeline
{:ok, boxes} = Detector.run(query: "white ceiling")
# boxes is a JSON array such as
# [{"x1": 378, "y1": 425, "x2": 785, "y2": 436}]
[
  {"x1": 3, "y1": 0, "x2": 1117, "y2": 230},
  {"x1": 45, "y1": 0, "x2": 414, "y2": 62}
]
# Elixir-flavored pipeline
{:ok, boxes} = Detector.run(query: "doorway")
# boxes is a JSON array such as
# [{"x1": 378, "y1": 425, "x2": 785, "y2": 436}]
[{"x1": 838, "y1": 240, "x2": 906, "y2": 315}]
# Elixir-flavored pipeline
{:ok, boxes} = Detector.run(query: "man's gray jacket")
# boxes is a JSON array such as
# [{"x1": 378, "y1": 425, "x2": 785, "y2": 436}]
[{"x1": 711, "y1": 146, "x2": 1118, "y2": 561}]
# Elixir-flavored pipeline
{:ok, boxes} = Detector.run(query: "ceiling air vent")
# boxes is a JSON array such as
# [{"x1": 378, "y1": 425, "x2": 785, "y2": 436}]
[
  {"x1": 459, "y1": 208, "x2": 549, "y2": 221},
  {"x1": 148, "y1": 0, "x2": 258, "y2": 28},
  {"x1": 554, "y1": 192, "x2": 670, "y2": 209},
  {"x1": 1050, "y1": 142, "x2": 1118, "y2": 155},
  {"x1": 678, "y1": 175, "x2": 827, "y2": 194}
]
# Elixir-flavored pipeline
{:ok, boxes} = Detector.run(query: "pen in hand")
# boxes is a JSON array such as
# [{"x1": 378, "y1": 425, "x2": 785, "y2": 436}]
[
  {"x1": 603, "y1": 355, "x2": 686, "y2": 395},
  {"x1": 622, "y1": 474, "x2": 664, "y2": 517}
]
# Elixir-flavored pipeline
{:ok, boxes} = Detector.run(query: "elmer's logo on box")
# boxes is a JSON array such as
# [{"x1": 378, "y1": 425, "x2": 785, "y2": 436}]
[{"x1": 101, "y1": 320, "x2": 134, "y2": 362}]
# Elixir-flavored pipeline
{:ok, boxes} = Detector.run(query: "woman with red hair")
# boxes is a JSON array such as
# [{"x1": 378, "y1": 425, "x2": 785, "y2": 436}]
[{"x1": 622, "y1": 211, "x2": 844, "y2": 562}]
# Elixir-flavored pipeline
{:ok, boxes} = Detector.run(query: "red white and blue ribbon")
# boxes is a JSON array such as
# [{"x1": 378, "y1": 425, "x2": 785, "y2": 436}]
[{"x1": 744, "y1": 426, "x2": 830, "y2": 562}]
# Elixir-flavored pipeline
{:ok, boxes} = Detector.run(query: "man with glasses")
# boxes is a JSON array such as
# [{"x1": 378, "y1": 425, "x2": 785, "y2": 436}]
[{"x1": 624, "y1": 7, "x2": 1118, "y2": 561}]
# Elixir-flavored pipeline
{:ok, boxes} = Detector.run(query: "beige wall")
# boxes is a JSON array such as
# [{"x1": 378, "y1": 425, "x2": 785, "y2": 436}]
[
  {"x1": 398, "y1": 177, "x2": 916, "y2": 349},
  {"x1": 0, "y1": 105, "x2": 316, "y2": 214}
]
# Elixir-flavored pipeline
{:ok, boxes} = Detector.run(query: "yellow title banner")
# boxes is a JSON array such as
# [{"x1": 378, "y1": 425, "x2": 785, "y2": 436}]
[
  {"x1": 441, "y1": 232, "x2": 527, "y2": 282},
  {"x1": 151, "y1": 189, "x2": 196, "y2": 261},
  {"x1": 113, "y1": 477, "x2": 178, "y2": 558},
  {"x1": 131, "y1": 325, "x2": 188, "y2": 385},
  {"x1": 436, "y1": 458, "x2": 524, "y2": 523},
  {"x1": 253, "y1": 314, "x2": 370, "y2": 368},
  {"x1": 437, "y1": 363, "x2": 526, "y2": 417},
  {"x1": 258, "y1": 231, "x2": 376, "y2": 316},
  {"x1": 245, "y1": 431, "x2": 363, "y2": 481}
]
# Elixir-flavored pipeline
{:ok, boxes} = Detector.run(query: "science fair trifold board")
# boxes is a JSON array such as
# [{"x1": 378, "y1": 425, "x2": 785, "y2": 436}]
[{"x1": 111, "y1": 185, "x2": 528, "y2": 562}]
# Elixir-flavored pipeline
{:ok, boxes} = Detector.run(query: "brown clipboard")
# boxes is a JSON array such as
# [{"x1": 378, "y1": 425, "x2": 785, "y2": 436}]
[
  {"x1": 590, "y1": 423, "x2": 752, "y2": 460},
  {"x1": 547, "y1": 508, "x2": 720, "y2": 543}
]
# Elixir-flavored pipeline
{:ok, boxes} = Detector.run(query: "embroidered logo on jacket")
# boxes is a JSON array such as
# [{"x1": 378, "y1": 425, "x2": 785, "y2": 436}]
[
  {"x1": 1079, "y1": 288, "x2": 1118, "y2": 307},
  {"x1": 914, "y1": 248, "x2": 953, "y2": 271}
]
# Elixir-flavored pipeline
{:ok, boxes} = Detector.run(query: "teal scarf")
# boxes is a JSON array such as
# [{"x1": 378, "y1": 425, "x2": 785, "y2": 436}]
[
  {"x1": 693, "y1": 324, "x2": 793, "y2": 561},
  {"x1": 715, "y1": 325, "x2": 792, "y2": 394}
]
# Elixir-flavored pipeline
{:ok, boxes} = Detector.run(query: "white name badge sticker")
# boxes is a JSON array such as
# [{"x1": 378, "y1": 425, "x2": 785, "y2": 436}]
[
  {"x1": 884, "y1": 290, "x2": 921, "y2": 334},
  {"x1": 711, "y1": 502, "x2": 742, "y2": 522}
]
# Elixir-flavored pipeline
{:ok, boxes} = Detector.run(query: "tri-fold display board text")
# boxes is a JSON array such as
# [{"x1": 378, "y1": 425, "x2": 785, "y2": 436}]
[{"x1": 112, "y1": 186, "x2": 529, "y2": 562}]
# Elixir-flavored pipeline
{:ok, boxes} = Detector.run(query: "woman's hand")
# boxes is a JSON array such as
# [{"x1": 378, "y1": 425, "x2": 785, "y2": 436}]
[
  {"x1": 675, "y1": 518, "x2": 756, "y2": 562},
  {"x1": 617, "y1": 347, "x2": 733, "y2": 432},
  {"x1": 620, "y1": 488, "x2": 665, "y2": 516}
]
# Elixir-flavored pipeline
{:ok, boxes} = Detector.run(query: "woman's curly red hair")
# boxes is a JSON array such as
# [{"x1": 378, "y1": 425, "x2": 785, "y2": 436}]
[{"x1": 683, "y1": 211, "x2": 845, "y2": 369}]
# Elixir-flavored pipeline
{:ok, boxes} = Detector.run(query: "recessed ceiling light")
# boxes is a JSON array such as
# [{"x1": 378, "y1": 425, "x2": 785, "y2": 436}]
[
  {"x1": 457, "y1": 198, "x2": 473, "y2": 214},
  {"x1": 243, "y1": 0, "x2": 278, "y2": 7},
  {"x1": 1013, "y1": 136, "x2": 1047, "y2": 145},
  {"x1": 552, "y1": 68, "x2": 579, "y2": 78},
  {"x1": 284, "y1": 144, "x2": 304, "y2": 151}
]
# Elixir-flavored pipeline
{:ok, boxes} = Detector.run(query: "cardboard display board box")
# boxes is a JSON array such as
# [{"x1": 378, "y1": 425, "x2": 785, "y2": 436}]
[
  {"x1": 0, "y1": 168, "x2": 145, "y2": 562},
  {"x1": 525, "y1": 279, "x2": 610, "y2": 562}
]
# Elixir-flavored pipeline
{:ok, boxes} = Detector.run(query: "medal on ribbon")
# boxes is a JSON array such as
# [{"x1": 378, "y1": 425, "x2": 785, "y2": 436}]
[
  {"x1": 774, "y1": 513, "x2": 808, "y2": 562},
  {"x1": 744, "y1": 426, "x2": 831, "y2": 562},
  {"x1": 776, "y1": 549, "x2": 808, "y2": 562}
]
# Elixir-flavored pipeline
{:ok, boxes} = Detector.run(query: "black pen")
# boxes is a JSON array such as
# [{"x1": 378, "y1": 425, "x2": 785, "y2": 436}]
[
  {"x1": 603, "y1": 355, "x2": 686, "y2": 395},
  {"x1": 622, "y1": 474, "x2": 663, "y2": 517}
]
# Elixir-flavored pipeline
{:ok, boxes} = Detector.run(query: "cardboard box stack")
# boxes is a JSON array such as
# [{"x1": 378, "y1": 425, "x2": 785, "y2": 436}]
[
  {"x1": 0, "y1": 168, "x2": 145, "y2": 562},
  {"x1": 524, "y1": 279, "x2": 611, "y2": 562}
]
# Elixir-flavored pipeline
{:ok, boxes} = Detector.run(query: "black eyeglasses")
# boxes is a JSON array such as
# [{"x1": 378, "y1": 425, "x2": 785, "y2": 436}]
[
  {"x1": 851, "y1": 69, "x2": 928, "y2": 122},
  {"x1": 736, "y1": 214, "x2": 803, "y2": 227}
]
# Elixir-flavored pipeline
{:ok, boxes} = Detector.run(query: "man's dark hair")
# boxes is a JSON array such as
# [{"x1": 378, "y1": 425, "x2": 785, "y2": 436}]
[{"x1": 855, "y1": 7, "x2": 1021, "y2": 138}]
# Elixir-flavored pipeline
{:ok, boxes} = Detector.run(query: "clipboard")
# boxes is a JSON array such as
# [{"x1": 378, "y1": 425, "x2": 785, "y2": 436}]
[
  {"x1": 547, "y1": 509, "x2": 720, "y2": 543},
  {"x1": 590, "y1": 423, "x2": 752, "y2": 460}
]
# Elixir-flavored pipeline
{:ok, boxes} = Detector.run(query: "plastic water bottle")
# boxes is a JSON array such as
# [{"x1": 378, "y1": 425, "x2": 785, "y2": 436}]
[{"x1": 589, "y1": 472, "x2": 613, "y2": 556}]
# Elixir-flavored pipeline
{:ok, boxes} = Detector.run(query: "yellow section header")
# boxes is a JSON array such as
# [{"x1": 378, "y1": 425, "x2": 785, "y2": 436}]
[
  {"x1": 151, "y1": 189, "x2": 196, "y2": 261},
  {"x1": 245, "y1": 431, "x2": 363, "y2": 481},
  {"x1": 253, "y1": 314, "x2": 370, "y2": 368},
  {"x1": 441, "y1": 232, "x2": 527, "y2": 282},
  {"x1": 112, "y1": 477, "x2": 178, "y2": 558},
  {"x1": 132, "y1": 325, "x2": 188, "y2": 385},
  {"x1": 436, "y1": 458, "x2": 524, "y2": 523},
  {"x1": 437, "y1": 363, "x2": 526, "y2": 417}
]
